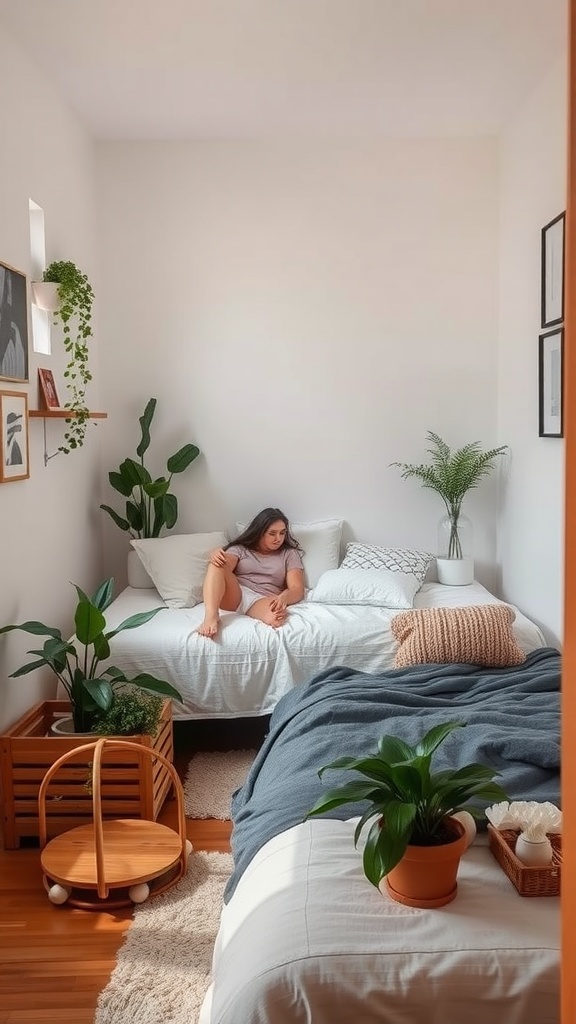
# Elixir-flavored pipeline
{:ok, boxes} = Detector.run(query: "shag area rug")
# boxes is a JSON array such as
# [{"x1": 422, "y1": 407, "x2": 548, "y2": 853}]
[
  {"x1": 183, "y1": 749, "x2": 256, "y2": 818},
  {"x1": 95, "y1": 850, "x2": 233, "y2": 1024}
]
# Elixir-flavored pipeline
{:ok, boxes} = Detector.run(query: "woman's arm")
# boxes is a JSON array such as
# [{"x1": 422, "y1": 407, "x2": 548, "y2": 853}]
[
  {"x1": 209, "y1": 547, "x2": 239, "y2": 571},
  {"x1": 270, "y1": 567, "x2": 305, "y2": 611}
]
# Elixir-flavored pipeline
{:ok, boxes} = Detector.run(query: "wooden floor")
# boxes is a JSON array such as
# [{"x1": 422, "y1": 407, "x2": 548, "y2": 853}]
[{"x1": 0, "y1": 718, "x2": 268, "y2": 1024}]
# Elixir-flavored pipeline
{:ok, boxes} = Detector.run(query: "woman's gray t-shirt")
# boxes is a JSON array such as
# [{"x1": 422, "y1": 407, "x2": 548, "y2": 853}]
[{"x1": 226, "y1": 545, "x2": 303, "y2": 596}]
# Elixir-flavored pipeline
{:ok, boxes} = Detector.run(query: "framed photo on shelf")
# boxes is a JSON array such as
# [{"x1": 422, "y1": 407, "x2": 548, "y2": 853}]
[
  {"x1": 541, "y1": 212, "x2": 565, "y2": 329},
  {"x1": 0, "y1": 261, "x2": 29, "y2": 383},
  {"x1": 38, "y1": 367, "x2": 61, "y2": 409},
  {"x1": 0, "y1": 390, "x2": 29, "y2": 482},
  {"x1": 539, "y1": 327, "x2": 564, "y2": 438}
]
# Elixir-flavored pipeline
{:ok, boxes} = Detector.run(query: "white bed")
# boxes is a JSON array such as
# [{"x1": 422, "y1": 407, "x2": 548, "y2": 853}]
[
  {"x1": 200, "y1": 822, "x2": 560, "y2": 1024},
  {"x1": 100, "y1": 581, "x2": 546, "y2": 720}
]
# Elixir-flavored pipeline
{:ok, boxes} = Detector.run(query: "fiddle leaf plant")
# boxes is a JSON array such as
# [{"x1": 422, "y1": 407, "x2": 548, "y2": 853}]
[
  {"x1": 0, "y1": 578, "x2": 183, "y2": 733},
  {"x1": 43, "y1": 260, "x2": 94, "y2": 454},
  {"x1": 306, "y1": 720, "x2": 508, "y2": 888},
  {"x1": 100, "y1": 397, "x2": 201, "y2": 538}
]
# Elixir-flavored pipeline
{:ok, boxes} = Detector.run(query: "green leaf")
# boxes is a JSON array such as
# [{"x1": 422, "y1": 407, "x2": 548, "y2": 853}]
[
  {"x1": 126, "y1": 501, "x2": 144, "y2": 533},
  {"x1": 167, "y1": 444, "x2": 200, "y2": 474},
  {"x1": 0, "y1": 621, "x2": 62, "y2": 639},
  {"x1": 108, "y1": 470, "x2": 133, "y2": 498},
  {"x1": 306, "y1": 780, "x2": 384, "y2": 817},
  {"x1": 91, "y1": 578, "x2": 115, "y2": 612},
  {"x1": 10, "y1": 659, "x2": 49, "y2": 678},
  {"x1": 128, "y1": 673, "x2": 183, "y2": 702},
  {"x1": 415, "y1": 720, "x2": 464, "y2": 757},
  {"x1": 99, "y1": 504, "x2": 131, "y2": 532},
  {"x1": 143, "y1": 478, "x2": 170, "y2": 499},
  {"x1": 136, "y1": 398, "x2": 157, "y2": 459},
  {"x1": 105, "y1": 607, "x2": 165, "y2": 639},
  {"x1": 74, "y1": 599, "x2": 106, "y2": 646},
  {"x1": 378, "y1": 734, "x2": 415, "y2": 762},
  {"x1": 162, "y1": 493, "x2": 178, "y2": 530},
  {"x1": 83, "y1": 677, "x2": 114, "y2": 711},
  {"x1": 121, "y1": 458, "x2": 151, "y2": 488}
]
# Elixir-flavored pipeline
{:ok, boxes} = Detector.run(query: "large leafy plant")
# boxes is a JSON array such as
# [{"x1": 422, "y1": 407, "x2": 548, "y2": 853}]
[
  {"x1": 100, "y1": 398, "x2": 200, "y2": 538},
  {"x1": 307, "y1": 720, "x2": 507, "y2": 887},
  {"x1": 43, "y1": 260, "x2": 94, "y2": 455},
  {"x1": 391, "y1": 432, "x2": 508, "y2": 558},
  {"x1": 0, "y1": 578, "x2": 182, "y2": 733}
]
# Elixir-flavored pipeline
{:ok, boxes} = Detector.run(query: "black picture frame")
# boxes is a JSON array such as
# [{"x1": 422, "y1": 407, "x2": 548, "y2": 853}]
[
  {"x1": 538, "y1": 327, "x2": 564, "y2": 438},
  {"x1": 541, "y1": 212, "x2": 565, "y2": 329},
  {"x1": 0, "y1": 260, "x2": 29, "y2": 383}
]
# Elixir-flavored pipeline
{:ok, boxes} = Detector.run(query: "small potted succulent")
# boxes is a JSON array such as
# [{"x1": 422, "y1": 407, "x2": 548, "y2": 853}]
[
  {"x1": 307, "y1": 720, "x2": 507, "y2": 907},
  {"x1": 0, "y1": 577, "x2": 182, "y2": 733}
]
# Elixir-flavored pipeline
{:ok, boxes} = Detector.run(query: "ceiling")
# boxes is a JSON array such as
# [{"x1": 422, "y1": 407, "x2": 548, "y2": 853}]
[{"x1": 0, "y1": 0, "x2": 567, "y2": 140}]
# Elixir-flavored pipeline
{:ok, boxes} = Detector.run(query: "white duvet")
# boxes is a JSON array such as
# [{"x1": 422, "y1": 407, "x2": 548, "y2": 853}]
[
  {"x1": 200, "y1": 820, "x2": 559, "y2": 1024},
  {"x1": 101, "y1": 581, "x2": 547, "y2": 720}
]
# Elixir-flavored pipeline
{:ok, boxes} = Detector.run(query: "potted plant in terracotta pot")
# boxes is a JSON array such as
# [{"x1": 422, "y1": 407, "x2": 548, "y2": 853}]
[
  {"x1": 307, "y1": 720, "x2": 508, "y2": 908},
  {"x1": 0, "y1": 577, "x2": 182, "y2": 733}
]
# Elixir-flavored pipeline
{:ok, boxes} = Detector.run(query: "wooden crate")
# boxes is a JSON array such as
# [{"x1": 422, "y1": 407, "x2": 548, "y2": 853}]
[{"x1": 0, "y1": 699, "x2": 174, "y2": 849}]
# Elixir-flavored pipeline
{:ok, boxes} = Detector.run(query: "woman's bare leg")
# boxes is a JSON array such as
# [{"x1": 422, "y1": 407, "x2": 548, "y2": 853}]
[
  {"x1": 247, "y1": 598, "x2": 288, "y2": 628},
  {"x1": 197, "y1": 564, "x2": 242, "y2": 638}
]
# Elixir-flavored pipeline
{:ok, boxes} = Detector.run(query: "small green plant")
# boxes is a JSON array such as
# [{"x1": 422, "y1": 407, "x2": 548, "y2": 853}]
[
  {"x1": 307, "y1": 720, "x2": 507, "y2": 888},
  {"x1": 92, "y1": 691, "x2": 164, "y2": 737},
  {"x1": 100, "y1": 397, "x2": 200, "y2": 538},
  {"x1": 43, "y1": 260, "x2": 94, "y2": 454},
  {"x1": 0, "y1": 578, "x2": 182, "y2": 733},
  {"x1": 391, "y1": 432, "x2": 508, "y2": 559}
]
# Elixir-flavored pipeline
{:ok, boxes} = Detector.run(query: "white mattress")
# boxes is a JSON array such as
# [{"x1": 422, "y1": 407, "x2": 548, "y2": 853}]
[
  {"x1": 200, "y1": 819, "x2": 560, "y2": 1024},
  {"x1": 100, "y1": 582, "x2": 547, "y2": 720}
]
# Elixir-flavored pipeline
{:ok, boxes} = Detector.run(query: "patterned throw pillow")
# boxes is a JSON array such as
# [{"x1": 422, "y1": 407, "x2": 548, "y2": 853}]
[
  {"x1": 391, "y1": 604, "x2": 526, "y2": 668},
  {"x1": 341, "y1": 542, "x2": 433, "y2": 584}
]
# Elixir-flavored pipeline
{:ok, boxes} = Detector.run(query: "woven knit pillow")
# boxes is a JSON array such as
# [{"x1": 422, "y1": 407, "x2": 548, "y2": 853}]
[
  {"x1": 391, "y1": 604, "x2": 526, "y2": 668},
  {"x1": 341, "y1": 543, "x2": 433, "y2": 585}
]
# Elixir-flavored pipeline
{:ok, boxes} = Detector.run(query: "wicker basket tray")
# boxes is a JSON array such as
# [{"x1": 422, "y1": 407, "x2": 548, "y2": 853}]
[{"x1": 488, "y1": 825, "x2": 561, "y2": 897}]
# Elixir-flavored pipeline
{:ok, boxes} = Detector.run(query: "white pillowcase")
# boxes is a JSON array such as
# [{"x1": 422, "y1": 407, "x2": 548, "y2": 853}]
[
  {"x1": 236, "y1": 518, "x2": 343, "y2": 589},
  {"x1": 131, "y1": 532, "x2": 228, "y2": 608},
  {"x1": 308, "y1": 567, "x2": 421, "y2": 608}
]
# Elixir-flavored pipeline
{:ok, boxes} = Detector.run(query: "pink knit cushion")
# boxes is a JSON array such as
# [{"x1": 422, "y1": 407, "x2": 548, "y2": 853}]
[{"x1": 391, "y1": 604, "x2": 526, "y2": 668}]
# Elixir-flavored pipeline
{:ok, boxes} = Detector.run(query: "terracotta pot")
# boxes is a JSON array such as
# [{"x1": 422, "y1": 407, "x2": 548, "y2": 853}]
[{"x1": 380, "y1": 817, "x2": 467, "y2": 908}]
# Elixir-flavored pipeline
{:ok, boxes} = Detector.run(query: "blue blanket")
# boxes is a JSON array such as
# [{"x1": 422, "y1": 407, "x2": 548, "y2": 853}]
[{"x1": 225, "y1": 647, "x2": 561, "y2": 902}]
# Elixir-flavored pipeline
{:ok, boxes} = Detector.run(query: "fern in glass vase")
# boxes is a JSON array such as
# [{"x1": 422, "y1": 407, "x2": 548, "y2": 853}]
[{"x1": 391, "y1": 432, "x2": 508, "y2": 559}]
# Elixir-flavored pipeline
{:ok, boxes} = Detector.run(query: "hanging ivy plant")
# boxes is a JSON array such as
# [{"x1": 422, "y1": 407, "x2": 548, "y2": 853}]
[{"x1": 43, "y1": 260, "x2": 94, "y2": 454}]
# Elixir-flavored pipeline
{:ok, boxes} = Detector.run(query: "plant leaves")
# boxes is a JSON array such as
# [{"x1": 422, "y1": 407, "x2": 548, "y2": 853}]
[
  {"x1": 0, "y1": 621, "x2": 62, "y2": 639},
  {"x1": 306, "y1": 780, "x2": 384, "y2": 817},
  {"x1": 74, "y1": 599, "x2": 106, "y2": 646},
  {"x1": 99, "y1": 504, "x2": 131, "y2": 532},
  {"x1": 167, "y1": 444, "x2": 200, "y2": 474},
  {"x1": 91, "y1": 578, "x2": 115, "y2": 612},
  {"x1": 105, "y1": 607, "x2": 165, "y2": 639},
  {"x1": 136, "y1": 398, "x2": 156, "y2": 459},
  {"x1": 107, "y1": 470, "x2": 133, "y2": 498},
  {"x1": 128, "y1": 673, "x2": 183, "y2": 702}
]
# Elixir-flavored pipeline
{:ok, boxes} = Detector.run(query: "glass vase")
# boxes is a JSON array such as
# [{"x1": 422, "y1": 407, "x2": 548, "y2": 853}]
[{"x1": 436, "y1": 513, "x2": 474, "y2": 586}]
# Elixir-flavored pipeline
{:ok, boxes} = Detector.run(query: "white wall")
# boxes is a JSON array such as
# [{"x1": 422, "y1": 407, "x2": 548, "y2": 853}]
[
  {"x1": 97, "y1": 139, "x2": 503, "y2": 591},
  {"x1": 498, "y1": 55, "x2": 567, "y2": 645},
  {"x1": 0, "y1": 27, "x2": 102, "y2": 730}
]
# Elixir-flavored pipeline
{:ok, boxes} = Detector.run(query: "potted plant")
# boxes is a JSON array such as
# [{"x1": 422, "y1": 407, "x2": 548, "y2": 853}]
[
  {"x1": 35, "y1": 260, "x2": 95, "y2": 454},
  {"x1": 307, "y1": 720, "x2": 508, "y2": 908},
  {"x1": 0, "y1": 577, "x2": 182, "y2": 733},
  {"x1": 391, "y1": 432, "x2": 508, "y2": 585}
]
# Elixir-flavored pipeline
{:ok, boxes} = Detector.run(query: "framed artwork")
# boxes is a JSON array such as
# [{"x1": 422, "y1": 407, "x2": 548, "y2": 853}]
[
  {"x1": 0, "y1": 261, "x2": 29, "y2": 382},
  {"x1": 541, "y1": 212, "x2": 565, "y2": 329},
  {"x1": 539, "y1": 328, "x2": 564, "y2": 438},
  {"x1": 38, "y1": 367, "x2": 61, "y2": 409},
  {"x1": 0, "y1": 390, "x2": 29, "y2": 481}
]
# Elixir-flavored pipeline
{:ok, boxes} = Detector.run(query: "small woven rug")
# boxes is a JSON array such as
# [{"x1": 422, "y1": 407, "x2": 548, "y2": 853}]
[
  {"x1": 95, "y1": 850, "x2": 233, "y2": 1024},
  {"x1": 183, "y1": 749, "x2": 257, "y2": 819}
]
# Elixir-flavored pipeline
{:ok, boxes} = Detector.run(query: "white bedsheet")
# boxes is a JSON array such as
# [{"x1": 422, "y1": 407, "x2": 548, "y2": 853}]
[
  {"x1": 200, "y1": 820, "x2": 559, "y2": 1024},
  {"x1": 100, "y1": 582, "x2": 547, "y2": 720}
]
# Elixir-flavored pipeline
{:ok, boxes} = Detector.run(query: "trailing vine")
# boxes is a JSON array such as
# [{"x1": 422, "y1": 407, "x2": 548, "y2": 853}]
[{"x1": 43, "y1": 260, "x2": 94, "y2": 454}]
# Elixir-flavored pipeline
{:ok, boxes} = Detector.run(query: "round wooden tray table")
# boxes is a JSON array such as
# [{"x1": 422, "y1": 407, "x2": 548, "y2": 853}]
[{"x1": 38, "y1": 737, "x2": 190, "y2": 909}]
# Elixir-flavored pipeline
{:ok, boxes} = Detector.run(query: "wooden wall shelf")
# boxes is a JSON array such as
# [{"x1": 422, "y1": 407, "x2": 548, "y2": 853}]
[{"x1": 29, "y1": 410, "x2": 107, "y2": 419}]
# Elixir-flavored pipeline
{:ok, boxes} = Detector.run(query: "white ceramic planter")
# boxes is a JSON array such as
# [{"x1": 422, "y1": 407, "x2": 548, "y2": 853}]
[
  {"x1": 31, "y1": 281, "x2": 60, "y2": 312},
  {"x1": 127, "y1": 549, "x2": 153, "y2": 588},
  {"x1": 436, "y1": 557, "x2": 474, "y2": 586}
]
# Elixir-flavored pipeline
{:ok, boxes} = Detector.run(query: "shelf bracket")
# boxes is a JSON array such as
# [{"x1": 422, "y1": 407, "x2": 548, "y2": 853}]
[{"x1": 41, "y1": 418, "x2": 62, "y2": 466}]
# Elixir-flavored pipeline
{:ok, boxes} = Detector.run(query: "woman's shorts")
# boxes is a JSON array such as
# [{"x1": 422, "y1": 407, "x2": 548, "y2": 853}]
[{"x1": 236, "y1": 585, "x2": 263, "y2": 614}]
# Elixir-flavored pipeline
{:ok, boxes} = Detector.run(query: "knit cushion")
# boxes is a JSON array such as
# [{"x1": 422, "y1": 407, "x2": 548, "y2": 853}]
[{"x1": 391, "y1": 604, "x2": 526, "y2": 668}]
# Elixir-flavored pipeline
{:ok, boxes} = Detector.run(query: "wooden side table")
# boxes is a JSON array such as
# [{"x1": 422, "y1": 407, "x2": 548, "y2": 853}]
[{"x1": 39, "y1": 738, "x2": 192, "y2": 909}]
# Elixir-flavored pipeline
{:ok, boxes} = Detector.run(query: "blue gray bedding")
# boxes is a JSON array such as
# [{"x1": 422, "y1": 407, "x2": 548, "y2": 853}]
[{"x1": 225, "y1": 647, "x2": 561, "y2": 902}]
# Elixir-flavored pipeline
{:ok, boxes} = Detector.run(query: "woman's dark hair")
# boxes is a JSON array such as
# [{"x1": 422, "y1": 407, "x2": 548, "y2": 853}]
[{"x1": 226, "y1": 508, "x2": 302, "y2": 552}]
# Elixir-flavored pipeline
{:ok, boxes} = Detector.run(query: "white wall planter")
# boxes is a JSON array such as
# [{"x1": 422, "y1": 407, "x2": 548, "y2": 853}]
[
  {"x1": 31, "y1": 281, "x2": 60, "y2": 312},
  {"x1": 436, "y1": 557, "x2": 474, "y2": 586}
]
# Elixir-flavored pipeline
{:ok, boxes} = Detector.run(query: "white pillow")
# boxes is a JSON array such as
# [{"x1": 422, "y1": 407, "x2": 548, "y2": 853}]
[
  {"x1": 308, "y1": 567, "x2": 421, "y2": 608},
  {"x1": 341, "y1": 542, "x2": 433, "y2": 585},
  {"x1": 130, "y1": 532, "x2": 228, "y2": 608},
  {"x1": 235, "y1": 518, "x2": 343, "y2": 589}
]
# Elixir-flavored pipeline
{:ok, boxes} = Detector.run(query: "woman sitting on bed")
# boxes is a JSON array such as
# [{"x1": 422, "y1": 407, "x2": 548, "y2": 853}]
[{"x1": 197, "y1": 507, "x2": 305, "y2": 638}]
